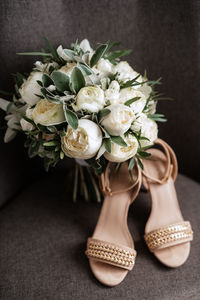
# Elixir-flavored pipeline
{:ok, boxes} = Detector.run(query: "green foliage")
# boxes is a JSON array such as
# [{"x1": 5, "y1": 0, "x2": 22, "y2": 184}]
[
  {"x1": 104, "y1": 138, "x2": 111, "y2": 153},
  {"x1": 51, "y1": 71, "x2": 70, "y2": 92},
  {"x1": 111, "y1": 136, "x2": 127, "y2": 147},
  {"x1": 90, "y1": 44, "x2": 108, "y2": 67},
  {"x1": 98, "y1": 108, "x2": 111, "y2": 122},
  {"x1": 64, "y1": 108, "x2": 78, "y2": 130},
  {"x1": 124, "y1": 97, "x2": 141, "y2": 107},
  {"x1": 148, "y1": 113, "x2": 167, "y2": 122},
  {"x1": 71, "y1": 67, "x2": 85, "y2": 93}
]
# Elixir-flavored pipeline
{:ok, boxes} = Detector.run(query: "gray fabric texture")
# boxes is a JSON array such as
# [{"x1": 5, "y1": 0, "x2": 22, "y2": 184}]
[
  {"x1": 0, "y1": 171, "x2": 199, "y2": 300},
  {"x1": 0, "y1": 0, "x2": 200, "y2": 183}
]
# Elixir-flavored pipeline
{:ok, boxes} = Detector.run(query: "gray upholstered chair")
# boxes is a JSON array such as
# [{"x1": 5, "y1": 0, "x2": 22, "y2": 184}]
[{"x1": 0, "y1": 1, "x2": 199, "y2": 299}]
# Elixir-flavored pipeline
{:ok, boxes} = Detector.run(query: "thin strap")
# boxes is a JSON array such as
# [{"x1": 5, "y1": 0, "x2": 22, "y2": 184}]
[
  {"x1": 142, "y1": 138, "x2": 178, "y2": 186},
  {"x1": 86, "y1": 237, "x2": 136, "y2": 271},
  {"x1": 144, "y1": 221, "x2": 193, "y2": 252},
  {"x1": 100, "y1": 162, "x2": 142, "y2": 198}
]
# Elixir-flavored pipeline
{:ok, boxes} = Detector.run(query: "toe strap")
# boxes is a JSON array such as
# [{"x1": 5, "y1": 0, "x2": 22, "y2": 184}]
[
  {"x1": 144, "y1": 221, "x2": 193, "y2": 252},
  {"x1": 85, "y1": 238, "x2": 136, "y2": 271}
]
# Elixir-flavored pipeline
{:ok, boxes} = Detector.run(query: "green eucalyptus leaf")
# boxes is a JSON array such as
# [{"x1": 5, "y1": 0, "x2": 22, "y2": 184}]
[
  {"x1": 106, "y1": 41, "x2": 121, "y2": 52},
  {"x1": 111, "y1": 136, "x2": 127, "y2": 147},
  {"x1": 77, "y1": 62, "x2": 94, "y2": 75},
  {"x1": 64, "y1": 108, "x2": 78, "y2": 130},
  {"x1": 37, "y1": 80, "x2": 43, "y2": 87},
  {"x1": 128, "y1": 157, "x2": 135, "y2": 171},
  {"x1": 137, "y1": 157, "x2": 144, "y2": 170},
  {"x1": 104, "y1": 138, "x2": 111, "y2": 153},
  {"x1": 124, "y1": 97, "x2": 141, "y2": 106},
  {"x1": 106, "y1": 49, "x2": 132, "y2": 62},
  {"x1": 71, "y1": 67, "x2": 85, "y2": 93},
  {"x1": 63, "y1": 49, "x2": 76, "y2": 60},
  {"x1": 99, "y1": 108, "x2": 111, "y2": 122},
  {"x1": 138, "y1": 150, "x2": 151, "y2": 158},
  {"x1": 44, "y1": 37, "x2": 59, "y2": 60},
  {"x1": 60, "y1": 151, "x2": 65, "y2": 159},
  {"x1": 42, "y1": 74, "x2": 53, "y2": 87},
  {"x1": 51, "y1": 71, "x2": 70, "y2": 92},
  {"x1": 90, "y1": 44, "x2": 108, "y2": 67},
  {"x1": 17, "y1": 52, "x2": 51, "y2": 57},
  {"x1": 148, "y1": 113, "x2": 167, "y2": 122},
  {"x1": 43, "y1": 141, "x2": 59, "y2": 146}
]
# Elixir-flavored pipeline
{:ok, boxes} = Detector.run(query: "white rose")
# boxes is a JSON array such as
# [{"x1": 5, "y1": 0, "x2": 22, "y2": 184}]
[
  {"x1": 74, "y1": 85, "x2": 105, "y2": 113},
  {"x1": 131, "y1": 113, "x2": 158, "y2": 146},
  {"x1": 32, "y1": 99, "x2": 65, "y2": 126},
  {"x1": 58, "y1": 62, "x2": 77, "y2": 76},
  {"x1": 104, "y1": 80, "x2": 120, "y2": 104},
  {"x1": 61, "y1": 119, "x2": 102, "y2": 159},
  {"x1": 109, "y1": 80, "x2": 120, "y2": 91},
  {"x1": 104, "y1": 134, "x2": 138, "y2": 163},
  {"x1": 19, "y1": 72, "x2": 43, "y2": 106},
  {"x1": 114, "y1": 61, "x2": 143, "y2": 87},
  {"x1": 92, "y1": 58, "x2": 114, "y2": 79},
  {"x1": 119, "y1": 88, "x2": 146, "y2": 114},
  {"x1": 101, "y1": 104, "x2": 134, "y2": 136},
  {"x1": 96, "y1": 58, "x2": 113, "y2": 74},
  {"x1": 20, "y1": 107, "x2": 35, "y2": 131}
]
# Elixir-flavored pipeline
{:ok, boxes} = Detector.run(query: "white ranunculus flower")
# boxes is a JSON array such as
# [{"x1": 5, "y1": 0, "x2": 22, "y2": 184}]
[
  {"x1": 19, "y1": 72, "x2": 43, "y2": 106},
  {"x1": 92, "y1": 58, "x2": 114, "y2": 79},
  {"x1": 79, "y1": 39, "x2": 93, "y2": 53},
  {"x1": 96, "y1": 58, "x2": 113, "y2": 74},
  {"x1": 131, "y1": 113, "x2": 158, "y2": 146},
  {"x1": 20, "y1": 107, "x2": 35, "y2": 131},
  {"x1": 32, "y1": 99, "x2": 66, "y2": 126},
  {"x1": 61, "y1": 119, "x2": 102, "y2": 159},
  {"x1": 119, "y1": 88, "x2": 146, "y2": 114},
  {"x1": 104, "y1": 134, "x2": 138, "y2": 163},
  {"x1": 58, "y1": 62, "x2": 77, "y2": 76},
  {"x1": 104, "y1": 80, "x2": 120, "y2": 104},
  {"x1": 74, "y1": 85, "x2": 105, "y2": 112},
  {"x1": 101, "y1": 104, "x2": 134, "y2": 136},
  {"x1": 109, "y1": 80, "x2": 120, "y2": 91}
]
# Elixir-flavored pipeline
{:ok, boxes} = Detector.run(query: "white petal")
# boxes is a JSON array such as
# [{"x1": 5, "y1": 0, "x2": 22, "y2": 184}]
[
  {"x1": 4, "y1": 128, "x2": 17, "y2": 143},
  {"x1": 0, "y1": 98, "x2": 10, "y2": 112},
  {"x1": 79, "y1": 39, "x2": 93, "y2": 53}
]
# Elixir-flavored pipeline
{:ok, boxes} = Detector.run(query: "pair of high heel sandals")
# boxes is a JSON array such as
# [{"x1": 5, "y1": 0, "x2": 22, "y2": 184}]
[{"x1": 85, "y1": 139, "x2": 193, "y2": 286}]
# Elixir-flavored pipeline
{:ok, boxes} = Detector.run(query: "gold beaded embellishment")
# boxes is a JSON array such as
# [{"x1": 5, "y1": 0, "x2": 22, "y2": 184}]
[
  {"x1": 85, "y1": 239, "x2": 136, "y2": 270},
  {"x1": 144, "y1": 221, "x2": 193, "y2": 252}
]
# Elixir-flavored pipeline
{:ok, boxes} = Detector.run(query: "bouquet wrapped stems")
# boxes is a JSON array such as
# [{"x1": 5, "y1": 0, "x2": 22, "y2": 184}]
[{"x1": 73, "y1": 163, "x2": 101, "y2": 203}]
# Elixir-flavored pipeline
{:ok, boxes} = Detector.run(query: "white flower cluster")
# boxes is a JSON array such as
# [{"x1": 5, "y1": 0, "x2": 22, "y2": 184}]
[{"x1": 0, "y1": 39, "x2": 160, "y2": 169}]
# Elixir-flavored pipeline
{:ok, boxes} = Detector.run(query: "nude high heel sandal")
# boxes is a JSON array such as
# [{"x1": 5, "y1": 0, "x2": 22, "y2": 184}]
[
  {"x1": 142, "y1": 138, "x2": 193, "y2": 268},
  {"x1": 85, "y1": 162, "x2": 142, "y2": 286}
]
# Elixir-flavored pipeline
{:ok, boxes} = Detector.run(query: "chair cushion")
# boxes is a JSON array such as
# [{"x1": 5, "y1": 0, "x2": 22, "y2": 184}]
[{"x1": 0, "y1": 171, "x2": 199, "y2": 299}]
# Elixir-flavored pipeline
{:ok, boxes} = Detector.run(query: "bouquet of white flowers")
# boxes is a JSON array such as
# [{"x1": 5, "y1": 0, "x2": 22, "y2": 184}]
[{"x1": 0, "y1": 38, "x2": 168, "y2": 201}]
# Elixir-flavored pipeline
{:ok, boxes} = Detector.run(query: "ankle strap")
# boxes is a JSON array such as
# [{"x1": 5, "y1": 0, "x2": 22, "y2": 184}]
[
  {"x1": 142, "y1": 138, "x2": 178, "y2": 186},
  {"x1": 100, "y1": 162, "x2": 142, "y2": 199}
]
